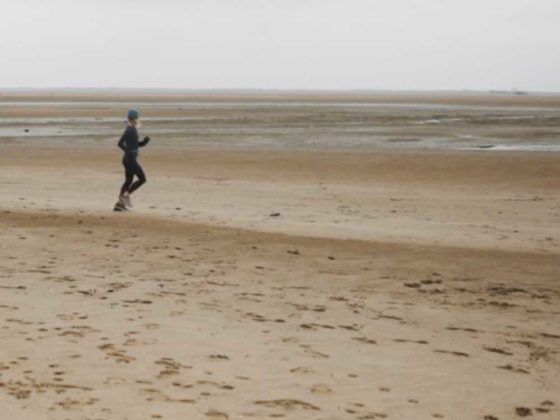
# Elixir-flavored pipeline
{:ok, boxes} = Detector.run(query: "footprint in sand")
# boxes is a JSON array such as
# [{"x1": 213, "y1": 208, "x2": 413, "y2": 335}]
[
  {"x1": 300, "y1": 345, "x2": 329, "y2": 359},
  {"x1": 311, "y1": 384, "x2": 332, "y2": 394},
  {"x1": 515, "y1": 407, "x2": 532, "y2": 417},
  {"x1": 496, "y1": 364, "x2": 530, "y2": 374},
  {"x1": 446, "y1": 326, "x2": 479, "y2": 333},
  {"x1": 290, "y1": 366, "x2": 316, "y2": 374},
  {"x1": 352, "y1": 337, "x2": 377, "y2": 345},
  {"x1": 196, "y1": 380, "x2": 235, "y2": 391},
  {"x1": 139, "y1": 388, "x2": 195, "y2": 404},
  {"x1": 393, "y1": 338, "x2": 429, "y2": 345},
  {"x1": 255, "y1": 399, "x2": 320, "y2": 411},
  {"x1": 536, "y1": 401, "x2": 554, "y2": 413},
  {"x1": 483, "y1": 346, "x2": 513, "y2": 356},
  {"x1": 208, "y1": 354, "x2": 230, "y2": 361},
  {"x1": 433, "y1": 350, "x2": 469, "y2": 357},
  {"x1": 290, "y1": 303, "x2": 326, "y2": 312},
  {"x1": 98, "y1": 343, "x2": 135, "y2": 363},
  {"x1": 300, "y1": 323, "x2": 335, "y2": 331},
  {"x1": 206, "y1": 410, "x2": 229, "y2": 419},
  {"x1": 345, "y1": 403, "x2": 388, "y2": 418},
  {"x1": 104, "y1": 377, "x2": 127, "y2": 385},
  {"x1": 54, "y1": 397, "x2": 99, "y2": 411},
  {"x1": 155, "y1": 357, "x2": 192, "y2": 378},
  {"x1": 339, "y1": 324, "x2": 362, "y2": 331}
]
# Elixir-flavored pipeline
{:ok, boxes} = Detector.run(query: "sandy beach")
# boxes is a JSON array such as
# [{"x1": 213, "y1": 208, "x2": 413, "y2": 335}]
[{"x1": 1, "y1": 92, "x2": 559, "y2": 420}]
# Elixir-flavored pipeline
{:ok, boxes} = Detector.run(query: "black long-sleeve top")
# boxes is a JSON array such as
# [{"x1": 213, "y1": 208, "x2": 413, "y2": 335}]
[{"x1": 118, "y1": 125, "x2": 150, "y2": 158}]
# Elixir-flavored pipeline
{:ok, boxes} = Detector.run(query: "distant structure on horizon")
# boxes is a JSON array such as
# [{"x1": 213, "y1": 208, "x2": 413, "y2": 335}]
[{"x1": 489, "y1": 88, "x2": 529, "y2": 96}]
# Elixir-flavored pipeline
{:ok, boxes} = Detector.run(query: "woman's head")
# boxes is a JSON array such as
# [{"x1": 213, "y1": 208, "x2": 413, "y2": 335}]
[{"x1": 127, "y1": 109, "x2": 140, "y2": 126}]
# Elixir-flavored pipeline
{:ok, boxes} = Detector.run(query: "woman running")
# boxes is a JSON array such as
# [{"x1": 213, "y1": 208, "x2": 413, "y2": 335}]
[{"x1": 117, "y1": 109, "x2": 151, "y2": 209}]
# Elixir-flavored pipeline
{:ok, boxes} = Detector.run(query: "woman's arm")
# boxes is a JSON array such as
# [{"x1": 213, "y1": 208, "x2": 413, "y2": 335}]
[
  {"x1": 117, "y1": 134, "x2": 127, "y2": 151},
  {"x1": 139, "y1": 136, "x2": 151, "y2": 147}
]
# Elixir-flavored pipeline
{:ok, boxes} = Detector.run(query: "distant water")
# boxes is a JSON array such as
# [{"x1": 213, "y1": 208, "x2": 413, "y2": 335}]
[
  {"x1": 462, "y1": 145, "x2": 560, "y2": 152},
  {"x1": 1, "y1": 101, "x2": 559, "y2": 112}
]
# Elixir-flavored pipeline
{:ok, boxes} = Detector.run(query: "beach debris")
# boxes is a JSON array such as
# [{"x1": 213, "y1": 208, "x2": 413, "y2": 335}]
[
  {"x1": 287, "y1": 249, "x2": 300, "y2": 255},
  {"x1": 269, "y1": 212, "x2": 281, "y2": 217}
]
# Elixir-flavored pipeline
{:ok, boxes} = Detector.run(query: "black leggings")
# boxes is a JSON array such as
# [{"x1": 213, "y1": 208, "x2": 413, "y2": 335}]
[{"x1": 120, "y1": 156, "x2": 146, "y2": 196}]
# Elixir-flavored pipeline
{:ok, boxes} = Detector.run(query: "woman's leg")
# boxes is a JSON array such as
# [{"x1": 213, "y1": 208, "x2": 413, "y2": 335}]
[
  {"x1": 120, "y1": 159, "x2": 135, "y2": 197},
  {"x1": 128, "y1": 161, "x2": 146, "y2": 194}
]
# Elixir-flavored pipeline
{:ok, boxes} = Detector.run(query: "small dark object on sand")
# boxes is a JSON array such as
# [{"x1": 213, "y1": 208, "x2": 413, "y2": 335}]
[{"x1": 269, "y1": 212, "x2": 281, "y2": 217}]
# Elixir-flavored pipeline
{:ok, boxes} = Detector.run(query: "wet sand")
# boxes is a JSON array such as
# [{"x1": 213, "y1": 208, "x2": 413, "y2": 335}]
[
  {"x1": 2, "y1": 91, "x2": 560, "y2": 153},
  {"x1": 0, "y1": 92, "x2": 559, "y2": 419}
]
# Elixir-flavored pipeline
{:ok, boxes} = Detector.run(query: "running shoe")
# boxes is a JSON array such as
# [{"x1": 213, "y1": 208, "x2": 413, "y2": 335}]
[{"x1": 121, "y1": 194, "x2": 132, "y2": 208}]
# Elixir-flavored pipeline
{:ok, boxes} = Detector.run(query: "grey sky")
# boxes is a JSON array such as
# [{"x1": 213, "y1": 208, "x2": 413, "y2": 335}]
[{"x1": 1, "y1": 0, "x2": 559, "y2": 91}]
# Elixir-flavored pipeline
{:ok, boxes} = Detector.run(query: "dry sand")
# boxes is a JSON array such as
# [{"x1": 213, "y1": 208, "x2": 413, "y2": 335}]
[{"x1": 0, "y1": 93, "x2": 559, "y2": 420}]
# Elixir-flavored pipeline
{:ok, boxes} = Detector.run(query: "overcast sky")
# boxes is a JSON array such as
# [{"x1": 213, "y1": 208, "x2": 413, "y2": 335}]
[{"x1": 1, "y1": 0, "x2": 559, "y2": 91}]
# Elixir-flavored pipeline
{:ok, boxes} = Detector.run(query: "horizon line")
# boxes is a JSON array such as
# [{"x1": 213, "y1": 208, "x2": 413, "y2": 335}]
[{"x1": 1, "y1": 87, "x2": 559, "y2": 95}]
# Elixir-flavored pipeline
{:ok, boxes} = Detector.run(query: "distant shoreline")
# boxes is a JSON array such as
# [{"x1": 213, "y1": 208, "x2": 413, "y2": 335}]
[
  {"x1": 1, "y1": 87, "x2": 560, "y2": 95},
  {"x1": 1, "y1": 89, "x2": 560, "y2": 108}
]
